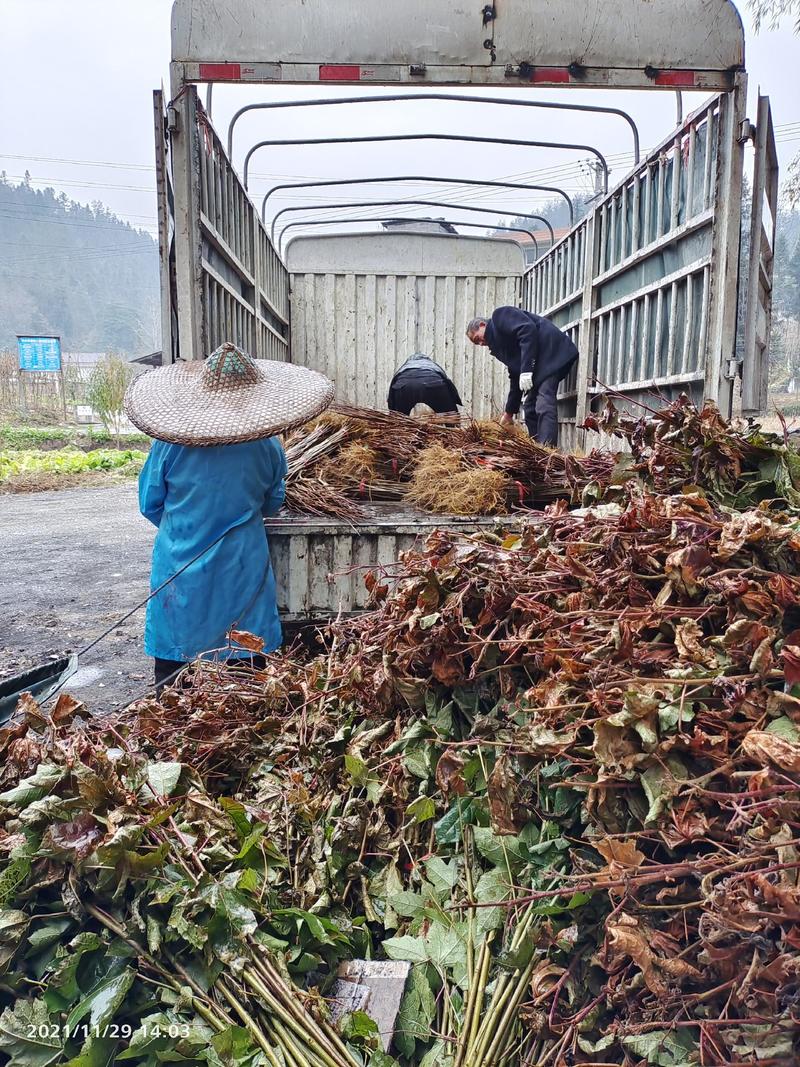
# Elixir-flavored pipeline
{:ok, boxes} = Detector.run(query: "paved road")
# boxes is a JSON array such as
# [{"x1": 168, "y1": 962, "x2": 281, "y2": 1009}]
[{"x1": 0, "y1": 485, "x2": 154, "y2": 712}]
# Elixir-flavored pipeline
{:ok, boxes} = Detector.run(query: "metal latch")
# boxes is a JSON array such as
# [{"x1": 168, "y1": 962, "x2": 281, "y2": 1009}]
[
  {"x1": 166, "y1": 106, "x2": 180, "y2": 134},
  {"x1": 739, "y1": 119, "x2": 756, "y2": 144},
  {"x1": 725, "y1": 358, "x2": 740, "y2": 380},
  {"x1": 482, "y1": 4, "x2": 496, "y2": 25}
]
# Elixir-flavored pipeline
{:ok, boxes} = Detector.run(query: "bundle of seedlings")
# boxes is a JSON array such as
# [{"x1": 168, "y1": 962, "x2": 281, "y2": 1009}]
[{"x1": 280, "y1": 405, "x2": 619, "y2": 519}]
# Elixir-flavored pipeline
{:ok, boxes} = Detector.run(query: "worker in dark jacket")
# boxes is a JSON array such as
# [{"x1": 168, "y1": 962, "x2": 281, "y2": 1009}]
[
  {"x1": 387, "y1": 352, "x2": 462, "y2": 416},
  {"x1": 466, "y1": 308, "x2": 579, "y2": 446}
]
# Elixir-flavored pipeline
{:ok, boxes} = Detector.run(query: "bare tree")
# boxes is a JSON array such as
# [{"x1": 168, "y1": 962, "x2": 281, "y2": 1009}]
[{"x1": 749, "y1": 0, "x2": 800, "y2": 31}]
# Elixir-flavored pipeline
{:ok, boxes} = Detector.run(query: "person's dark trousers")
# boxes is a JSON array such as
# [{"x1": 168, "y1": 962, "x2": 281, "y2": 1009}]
[
  {"x1": 154, "y1": 658, "x2": 186, "y2": 694},
  {"x1": 153, "y1": 654, "x2": 269, "y2": 695},
  {"x1": 522, "y1": 373, "x2": 561, "y2": 446}
]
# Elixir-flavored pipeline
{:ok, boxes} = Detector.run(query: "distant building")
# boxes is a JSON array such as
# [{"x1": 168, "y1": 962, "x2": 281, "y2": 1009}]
[
  {"x1": 129, "y1": 351, "x2": 162, "y2": 368},
  {"x1": 381, "y1": 219, "x2": 458, "y2": 235},
  {"x1": 488, "y1": 227, "x2": 572, "y2": 266}
]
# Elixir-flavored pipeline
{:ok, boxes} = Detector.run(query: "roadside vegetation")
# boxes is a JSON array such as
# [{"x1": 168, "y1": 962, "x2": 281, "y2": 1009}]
[{"x1": 0, "y1": 446, "x2": 147, "y2": 493}]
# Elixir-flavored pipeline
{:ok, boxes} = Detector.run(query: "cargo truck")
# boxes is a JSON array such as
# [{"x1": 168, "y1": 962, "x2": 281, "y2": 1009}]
[{"x1": 154, "y1": 0, "x2": 779, "y2": 621}]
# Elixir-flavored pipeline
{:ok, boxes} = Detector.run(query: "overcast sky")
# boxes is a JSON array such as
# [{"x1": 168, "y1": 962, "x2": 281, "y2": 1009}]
[{"x1": 1, "y1": 0, "x2": 798, "y2": 247}]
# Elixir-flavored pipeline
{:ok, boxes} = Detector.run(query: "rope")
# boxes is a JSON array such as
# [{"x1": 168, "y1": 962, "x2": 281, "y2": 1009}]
[{"x1": 76, "y1": 527, "x2": 232, "y2": 657}]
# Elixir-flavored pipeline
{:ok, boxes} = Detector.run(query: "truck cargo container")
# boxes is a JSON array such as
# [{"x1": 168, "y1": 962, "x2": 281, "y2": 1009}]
[{"x1": 154, "y1": 0, "x2": 778, "y2": 618}]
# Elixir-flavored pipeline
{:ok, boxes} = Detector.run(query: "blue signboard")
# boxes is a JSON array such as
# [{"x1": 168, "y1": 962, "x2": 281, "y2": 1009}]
[{"x1": 17, "y1": 335, "x2": 62, "y2": 372}]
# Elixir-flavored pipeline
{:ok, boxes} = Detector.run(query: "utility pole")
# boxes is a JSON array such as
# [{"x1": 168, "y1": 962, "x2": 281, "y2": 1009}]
[{"x1": 583, "y1": 159, "x2": 605, "y2": 198}]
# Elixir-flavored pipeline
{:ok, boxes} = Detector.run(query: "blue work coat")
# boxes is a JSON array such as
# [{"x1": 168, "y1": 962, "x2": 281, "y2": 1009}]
[{"x1": 138, "y1": 438, "x2": 287, "y2": 662}]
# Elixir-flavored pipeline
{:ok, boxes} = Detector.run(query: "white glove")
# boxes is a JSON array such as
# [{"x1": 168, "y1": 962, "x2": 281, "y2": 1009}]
[{"x1": 519, "y1": 372, "x2": 533, "y2": 393}]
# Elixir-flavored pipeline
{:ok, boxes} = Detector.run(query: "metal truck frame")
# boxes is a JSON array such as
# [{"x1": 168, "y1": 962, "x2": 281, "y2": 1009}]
[{"x1": 157, "y1": 0, "x2": 777, "y2": 433}]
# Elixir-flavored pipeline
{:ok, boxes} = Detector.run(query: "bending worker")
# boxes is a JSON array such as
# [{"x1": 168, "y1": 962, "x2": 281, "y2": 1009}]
[
  {"x1": 387, "y1": 351, "x2": 462, "y2": 416},
  {"x1": 124, "y1": 342, "x2": 333, "y2": 691},
  {"x1": 466, "y1": 308, "x2": 578, "y2": 446}
]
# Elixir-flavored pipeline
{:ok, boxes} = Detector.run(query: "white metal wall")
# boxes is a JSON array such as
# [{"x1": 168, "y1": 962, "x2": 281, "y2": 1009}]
[{"x1": 289, "y1": 266, "x2": 520, "y2": 416}]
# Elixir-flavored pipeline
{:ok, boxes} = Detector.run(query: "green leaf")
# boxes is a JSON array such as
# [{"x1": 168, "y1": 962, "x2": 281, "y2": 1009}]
[
  {"x1": 622, "y1": 1029, "x2": 697, "y2": 1066},
  {"x1": 406, "y1": 796, "x2": 436, "y2": 825},
  {"x1": 44, "y1": 932, "x2": 106, "y2": 1009},
  {"x1": 344, "y1": 754, "x2": 369, "y2": 787},
  {"x1": 143, "y1": 761, "x2": 183, "y2": 798},
  {"x1": 274, "y1": 908, "x2": 346, "y2": 947},
  {"x1": 387, "y1": 890, "x2": 426, "y2": 920},
  {"x1": 426, "y1": 922, "x2": 466, "y2": 972},
  {"x1": 341, "y1": 1010, "x2": 379, "y2": 1041},
  {"x1": 474, "y1": 869, "x2": 511, "y2": 934},
  {"x1": 766, "y1": 715, "x2": 800, "y2": 742},
  {"x1": 0, "y1": 856, "x2": 32, "y2": 907},
  {"x1": 0, "y1": 764, "x2": 64, "y2": 807},
  {"x1": 115, "y1": 1012, "x2": 174, "y2": 1060},
  {"x1": 0, "y1": 909, "x2": 30, "y2": 970},
  {"x1": 123, "y1": 841, "x2": 170, "y2": 878},
  {"x1": 234, "y1": 825, "x2": 266, "y2": 861},
  {"x1": 237, "y1": 868, "x2": 260, "y2": 894},
  {"x1": 62, "y1": 1036, "x2": 118, "y2": 1067},
  {"x1": 424, "y1": 857, "x2": 459, "y2": 899},
  {"x1": 434, "y1": 799, "x2": 478, "y2": 846},
  {"x1": 25, "y1": 918, "x2": 73, "y2": 956},
  {"x1": 0, "y1": 999, "x2": 63, "y2": 1066},
  {"x1": 382, "y1": 935, "x2": 429, "y2": 963},
  {"x1": 472, "y1": 827, "x2": 526, "y2": 873},
  {"x1": 419, "y1": 1039, "x2": 453, "y2": 1067},
  {"x1": 65, "y1": 967, "x2": 135, "y2": 1033},
  {"x1": 219, "y1": 798, "x2": 252, "y2": 841},
  {"x1": 402, "y1": 743, "x2": 433, "y2": 781},
  {"x1": 210, "y1": 1024, "x2": 262, "y2": 1065},
  {"x1": 384, "y1": 720, "x2": 433, "y2": 756},
  {"x1": 394, "y1": 965, "x2": 435, "y2": 1059},
  {"x1": 657, "y1": 703, "x2": 695, "y2": 734}
]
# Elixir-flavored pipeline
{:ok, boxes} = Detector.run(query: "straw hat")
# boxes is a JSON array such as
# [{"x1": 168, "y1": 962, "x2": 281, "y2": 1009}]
[{"x1": 124, "y1": 343, "x2": 335, "y2": 445}]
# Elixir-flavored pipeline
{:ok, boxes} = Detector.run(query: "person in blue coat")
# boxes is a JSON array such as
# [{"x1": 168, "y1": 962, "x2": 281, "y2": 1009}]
[
  {"x1": 466, "y1": 308, "x2": 579, "y2": 446},
  {"x1": 124, "y1": 342, "x2": 334, "y2": 691}
]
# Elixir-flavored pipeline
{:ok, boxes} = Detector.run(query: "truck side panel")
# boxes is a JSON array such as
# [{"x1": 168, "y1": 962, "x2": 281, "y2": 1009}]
[
  {"x1": 168, "y1": 87, "x2": 290, "y2": 360},
  {"x1": 523, "y1": 88, "x2": 754, "y2": 441}
]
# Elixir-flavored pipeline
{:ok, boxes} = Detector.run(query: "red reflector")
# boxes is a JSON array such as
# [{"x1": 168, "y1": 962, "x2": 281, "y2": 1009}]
[
  {"x1": 529, "y1": 68, "x2": 571, "y2": 84},
  {"x1": 319, "y1": 64, "x2": 361, "y2": 81},
  {"x1": 654, "y1": 70, "x2": 696, "y2": 87},
  {"x1": 199, "y1": 63, "x2": 241, "y2": 80}
]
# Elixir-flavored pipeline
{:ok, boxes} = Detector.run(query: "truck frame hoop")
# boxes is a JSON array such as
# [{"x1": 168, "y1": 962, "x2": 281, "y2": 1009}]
[
  {"x1": 227, "y1": 92, "x2": 639, "y2": 164},
  {"x1": 271, "y1": 199, "x2": 554, "y2": 250},
  {"x1": 242, "y1": 133, "x2": 608, "y2": 194},
  {"x1": 261, "y1": 175, "x2": 574, "y2": 228}
]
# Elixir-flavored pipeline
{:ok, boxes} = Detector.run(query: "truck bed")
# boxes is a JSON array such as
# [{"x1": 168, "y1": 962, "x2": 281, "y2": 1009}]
[{"x1": 266, "y1": 504, "x2": 517, "y2": 621}]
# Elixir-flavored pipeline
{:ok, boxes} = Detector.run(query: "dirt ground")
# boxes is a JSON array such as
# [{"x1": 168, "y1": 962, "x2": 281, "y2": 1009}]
[{"x1": 0, "y1": 484, "x2": 154, "y2": 712}]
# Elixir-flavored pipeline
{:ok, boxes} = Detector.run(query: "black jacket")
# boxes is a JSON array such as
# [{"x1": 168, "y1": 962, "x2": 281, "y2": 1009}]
[
  {"x1": 484, "y1": 307, "x2": 579, "y2": 414},
  {"x1": 387, "y1": 353, "x2": 462, "y2": 413}
]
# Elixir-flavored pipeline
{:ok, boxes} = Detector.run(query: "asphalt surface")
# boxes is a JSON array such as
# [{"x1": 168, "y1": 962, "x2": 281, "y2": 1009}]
[{"x1": 0, "y1": 484, "x2": 155, "y2": 712}]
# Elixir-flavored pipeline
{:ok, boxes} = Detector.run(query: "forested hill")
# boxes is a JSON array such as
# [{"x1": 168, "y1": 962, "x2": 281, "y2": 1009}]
[{"x1": 0, "y1": 177, "x2": 160, "y2": 355}]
